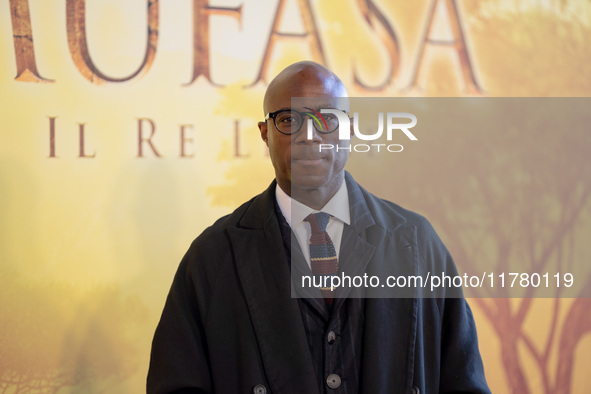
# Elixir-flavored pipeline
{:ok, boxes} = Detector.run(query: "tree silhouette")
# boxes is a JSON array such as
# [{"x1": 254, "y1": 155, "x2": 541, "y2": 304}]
[{"x1": 0, "y1": 269, "x2": 147, "y2": 394}]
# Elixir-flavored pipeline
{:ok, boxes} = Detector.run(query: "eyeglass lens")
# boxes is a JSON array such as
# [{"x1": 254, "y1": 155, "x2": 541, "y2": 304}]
[{"x1": 275, "y1": 110, "x2": 339, "y2": 134}]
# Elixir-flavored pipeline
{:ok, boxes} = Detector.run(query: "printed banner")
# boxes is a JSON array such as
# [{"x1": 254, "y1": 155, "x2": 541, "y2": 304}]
[{"x1": 1, "y1": 0, "x2": 590, "y2": 392}]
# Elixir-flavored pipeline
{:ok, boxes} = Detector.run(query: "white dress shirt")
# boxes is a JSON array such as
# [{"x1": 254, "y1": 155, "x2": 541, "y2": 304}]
[{"x1": 275, "y1": 181, "x2": 351, "y2": 268}]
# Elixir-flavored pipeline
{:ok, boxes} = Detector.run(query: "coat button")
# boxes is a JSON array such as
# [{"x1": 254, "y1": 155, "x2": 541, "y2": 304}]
[
  {"x1": 253, "y1": 384, "x2": 267, "y2": 394},
  {"x1": 327, "y1": 331, "x2": 336, "y2": 344},
  {"x1": 411, "y1": 386, "x2": 420, "y2": 394},
  {"x1": 326, "y1": 374, "x2": 341, "y2": 389}
]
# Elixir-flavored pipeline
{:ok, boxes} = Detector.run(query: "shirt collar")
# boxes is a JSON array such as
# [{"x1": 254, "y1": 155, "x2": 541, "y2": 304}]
[{"x1": 275, "y1": 181, "x2": 351, "y2": 227}]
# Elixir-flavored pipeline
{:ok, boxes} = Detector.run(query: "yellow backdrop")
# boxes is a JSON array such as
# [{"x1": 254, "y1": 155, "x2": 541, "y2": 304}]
[{"x1": 1, "y1": 0, "x2": 590, "y2": 392}]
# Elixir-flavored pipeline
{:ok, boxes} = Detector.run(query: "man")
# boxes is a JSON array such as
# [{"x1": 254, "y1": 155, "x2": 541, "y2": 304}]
[{"x1": 147, "y1": 61, "x2": 490, "y2": 393}]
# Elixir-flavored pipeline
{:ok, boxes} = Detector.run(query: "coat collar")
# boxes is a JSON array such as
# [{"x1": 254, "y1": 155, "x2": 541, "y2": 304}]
[
  {"x1": 236, "y1": 171, "x2": 407, "y2": 232},
  {"x1": 344, "y1": 171, "x2": 407, "y2": 234},
  {"x1": 233, "y1": 172, "x2": 410, "y2": 317},
  {"x1": 236, "y1": 180, "x2": 278, "y2": 230}
]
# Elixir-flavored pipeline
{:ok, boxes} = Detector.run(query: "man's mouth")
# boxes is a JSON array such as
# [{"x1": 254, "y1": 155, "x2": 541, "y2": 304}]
[{"x1": 292, "y1": 157, "x2": 325, "y2": 166}]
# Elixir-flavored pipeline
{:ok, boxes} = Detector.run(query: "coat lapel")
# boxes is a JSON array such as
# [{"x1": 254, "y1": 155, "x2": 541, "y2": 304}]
[
  {"x1": 331, "y1": 173, "x2": 382, "y2": 310},
  {"x1": 361, "y1": 225, "x2": 420, "y2": 392},
  {"x1": 344, "y1": 174, "x2": 419, "y2": 391},
  {"x1": 331, "y1": 223, "x2": 377, "y2": 312},
  {"x1": 228, "y1": 184, "x2": 320, "y2": 394}
]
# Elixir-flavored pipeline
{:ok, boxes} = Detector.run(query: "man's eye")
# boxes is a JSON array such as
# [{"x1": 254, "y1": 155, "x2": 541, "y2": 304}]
[{"x1": 279, "y1": 116, "x2": 299, "y2": 123}]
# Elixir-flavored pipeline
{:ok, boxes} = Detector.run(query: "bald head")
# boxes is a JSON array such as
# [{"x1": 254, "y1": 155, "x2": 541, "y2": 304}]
[{"x1": 263, "y1": 61, "x2": 348, "y2": 114}]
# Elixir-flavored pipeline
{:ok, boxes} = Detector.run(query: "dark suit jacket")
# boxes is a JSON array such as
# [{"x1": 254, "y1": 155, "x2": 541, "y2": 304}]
[{"x1": 147, "y1": 173, "x2": 491, "y2": 394}]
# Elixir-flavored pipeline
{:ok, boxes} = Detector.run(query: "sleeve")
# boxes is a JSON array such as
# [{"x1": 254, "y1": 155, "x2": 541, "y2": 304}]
[
  {"x1": 439, "y1": 297, "x2": 492, "y2": 394},
  {"x1": 147, "y1": 245, "x2": 213, "y2": 394},
  {"x1": 416, "y1": 215, "x2": 492, "y2": 393}
]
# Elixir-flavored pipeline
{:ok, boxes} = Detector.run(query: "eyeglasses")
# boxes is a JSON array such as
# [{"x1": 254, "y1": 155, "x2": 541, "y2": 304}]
[{"x1": 264, "y1": 108, "x2": 342, "y2": 135}]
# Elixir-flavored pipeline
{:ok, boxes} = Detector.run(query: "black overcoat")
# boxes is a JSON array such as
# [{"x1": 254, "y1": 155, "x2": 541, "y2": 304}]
[{"x1": 147, "y1": 173, "x2": 491, "y2": 394}]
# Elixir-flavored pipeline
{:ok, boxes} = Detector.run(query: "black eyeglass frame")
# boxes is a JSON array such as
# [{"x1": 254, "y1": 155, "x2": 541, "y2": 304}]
[{"x1": 264, "y1": 108, "x2": 347, "y2": 135}]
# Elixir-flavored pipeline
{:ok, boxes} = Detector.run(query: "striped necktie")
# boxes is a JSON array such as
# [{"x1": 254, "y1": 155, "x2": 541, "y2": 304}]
[{"x1": 304, "y1": 212, "x2": 338, "y2": 304}]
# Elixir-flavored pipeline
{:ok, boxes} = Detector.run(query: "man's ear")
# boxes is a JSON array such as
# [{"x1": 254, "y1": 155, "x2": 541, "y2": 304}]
[
  {"x1": 349, "y1": 116, "x2": 355, "y2": 138},
  {"x1": 258, "y1": 121, "x2": 269, "y2": 146}
]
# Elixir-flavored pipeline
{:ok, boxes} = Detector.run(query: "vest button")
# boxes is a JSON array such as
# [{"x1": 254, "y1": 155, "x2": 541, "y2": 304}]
[
  {"x1": 253, "y1": 384, "x2": 267, "y2": 394},
  {"x1": 327, "y1": 330, "x2": 336, "y2": 344},
  {"x1": 326, "y1": 374, "x2": 341, "y2": 389}
]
